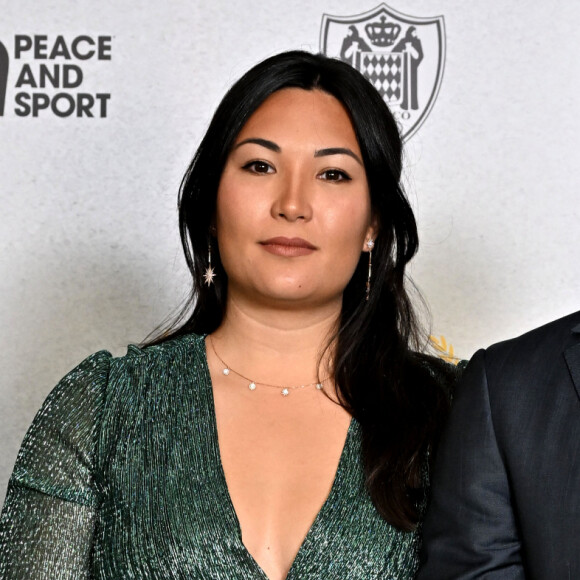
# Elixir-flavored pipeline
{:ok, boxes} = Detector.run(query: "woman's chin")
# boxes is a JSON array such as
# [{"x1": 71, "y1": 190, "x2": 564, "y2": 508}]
[
  {"x1": 252, "y1": 284, "x2": 343, "y2": 310},
  {"x1": 225, "y1": 278, "x2": 311, "y2": 304},
  {"x1": 228, "y1": 274, "x2": 346, "y2": 309}
]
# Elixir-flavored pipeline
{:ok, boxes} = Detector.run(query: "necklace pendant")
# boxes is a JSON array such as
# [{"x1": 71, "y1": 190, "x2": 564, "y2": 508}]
[
  {"x1": 248, "y1": 382, "x2": 256, "y2": 391},
  {"x1": 281, "y1": 388, "x2": 289, "y2": 397},
  {"x1": 316, "y1": 383, "x2": 323, "y2": 390}
]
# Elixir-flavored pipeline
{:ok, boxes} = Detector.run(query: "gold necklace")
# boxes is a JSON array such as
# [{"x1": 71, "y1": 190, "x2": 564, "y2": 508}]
[{"x1": 208, "y1": 336, "x2": 327, "y2": 397}]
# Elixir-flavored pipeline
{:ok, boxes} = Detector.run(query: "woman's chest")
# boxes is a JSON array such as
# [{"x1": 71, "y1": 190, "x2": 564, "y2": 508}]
[
  {"x1": 93, "y1": 359, "x2": 419, "y2": 579},
  {"x1": 93, "y1": 411, "x2": 419, "y2": 579}
]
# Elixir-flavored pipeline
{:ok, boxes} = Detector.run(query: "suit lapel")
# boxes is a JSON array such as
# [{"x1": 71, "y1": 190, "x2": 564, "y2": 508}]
[{"x1": 564, "y1": 323, "x2": 580, "y2": 402}]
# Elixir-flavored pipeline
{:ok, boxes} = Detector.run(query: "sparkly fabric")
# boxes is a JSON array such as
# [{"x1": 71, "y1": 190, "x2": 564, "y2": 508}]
[{"x1": 0, "y1": 334, "x2": 424, "y2": 579}]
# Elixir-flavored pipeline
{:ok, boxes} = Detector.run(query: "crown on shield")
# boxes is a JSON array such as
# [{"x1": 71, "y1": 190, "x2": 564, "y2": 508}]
[{"x1": 364, "y1": 15, "x2": 401, "y2": 47}]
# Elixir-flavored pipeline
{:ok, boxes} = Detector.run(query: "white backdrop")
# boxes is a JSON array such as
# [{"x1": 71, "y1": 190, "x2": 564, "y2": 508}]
[{"x1": 1, "y1": 0, "x2": 579, "y2": 504}]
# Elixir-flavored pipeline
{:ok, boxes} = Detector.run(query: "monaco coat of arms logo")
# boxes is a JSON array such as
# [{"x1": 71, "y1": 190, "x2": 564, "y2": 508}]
[{"x1": 320, "y1": 3, "x2": 446, "y2": 141}]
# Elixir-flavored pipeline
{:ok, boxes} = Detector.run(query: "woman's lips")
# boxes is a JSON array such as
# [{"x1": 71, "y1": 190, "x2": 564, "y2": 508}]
[{"x1": 259, "y1": 237, "x2": 317, "y2": 257}]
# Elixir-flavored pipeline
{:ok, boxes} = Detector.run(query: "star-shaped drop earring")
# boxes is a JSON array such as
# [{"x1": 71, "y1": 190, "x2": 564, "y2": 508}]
[{"x1": 204, "y1": 241, "x2": 216, "y2": 286}]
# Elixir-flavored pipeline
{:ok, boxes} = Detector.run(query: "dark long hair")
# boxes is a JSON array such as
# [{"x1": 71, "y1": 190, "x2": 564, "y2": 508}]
[{"x1": 146, "y1": 51, "x2": 453, "y2": 531}]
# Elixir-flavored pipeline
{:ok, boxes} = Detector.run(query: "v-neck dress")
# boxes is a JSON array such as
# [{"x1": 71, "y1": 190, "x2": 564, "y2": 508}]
[{"x1": 0, "y1": 334, "x2": 422, "y2": 579}]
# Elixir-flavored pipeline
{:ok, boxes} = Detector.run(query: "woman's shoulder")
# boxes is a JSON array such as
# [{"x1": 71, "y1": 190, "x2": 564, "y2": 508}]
[
  {"x1": 115, "y1": 332, "x2": 205, "y2": 361},
  {"x1": 103, "y1": 332, "x2": 209, "y2": 404},
  {"x1": 32, "y1": 333, "x2": 207, "y2": 421},
  {"x1": 7, "y1": 335, "x2": 209, "y2": 508},
  {"x1": 109, "y1": 330, "x2": 210, "y2": 398},
  {"x1": 98, "y1": 332, "x2": 207, "y2": 375},
  {"x1": 37, "y1": 349, "x2": 113, "y2": 415}
]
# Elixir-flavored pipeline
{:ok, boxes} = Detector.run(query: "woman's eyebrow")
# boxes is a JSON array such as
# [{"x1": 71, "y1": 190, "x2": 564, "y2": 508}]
[
  {"x1": 234, "y1": 140, "x2": 363, "y2": 166},
  {"x1": 234, "y1": 138, "x2": 281, "y2": 152},
  {"x1": 314, "y1": 147, "x2": 363, "y2": 166}
]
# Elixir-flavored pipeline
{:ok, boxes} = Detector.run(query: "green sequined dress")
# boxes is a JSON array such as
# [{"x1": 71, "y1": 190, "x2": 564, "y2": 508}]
[{"x1": 0, "y1": 334, "x2": 424, "y2": 579}]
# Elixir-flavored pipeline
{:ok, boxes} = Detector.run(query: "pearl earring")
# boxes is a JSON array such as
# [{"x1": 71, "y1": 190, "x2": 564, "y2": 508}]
[{"x1": 365, "y1": 239, "x2": 374, "y2": 302}]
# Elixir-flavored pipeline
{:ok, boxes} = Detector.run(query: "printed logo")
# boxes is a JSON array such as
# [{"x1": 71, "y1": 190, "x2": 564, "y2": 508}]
[
  {"x1": 0, "y1": 34, "x2": 112, "y2": 118},
  {"x1": 0, "y1": 41, "x2": 9, "y2": 116},
  {"x1": 320, "y1": 3, "x2": 446, "y2": 140}
]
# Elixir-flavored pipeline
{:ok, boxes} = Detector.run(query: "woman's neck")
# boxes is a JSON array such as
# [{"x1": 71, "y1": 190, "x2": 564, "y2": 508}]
[{"x1": 209, "y1": 293, "x2": 340, "y2": 387}]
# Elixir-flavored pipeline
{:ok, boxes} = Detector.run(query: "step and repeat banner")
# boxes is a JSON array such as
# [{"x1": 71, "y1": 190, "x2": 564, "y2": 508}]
[{"x1": 1, "y1": 0, "x2": 579, "y2": 500}]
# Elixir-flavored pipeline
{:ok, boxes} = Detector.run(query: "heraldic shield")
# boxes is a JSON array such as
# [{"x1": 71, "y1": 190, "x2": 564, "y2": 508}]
[{"x1": 320, "y1": 3, "x2": 445, "y2": 141}]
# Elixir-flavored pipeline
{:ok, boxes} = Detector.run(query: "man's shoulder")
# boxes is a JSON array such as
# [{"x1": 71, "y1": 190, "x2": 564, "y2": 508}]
[
  {"x1": 478, "y1": 310, "x2": 580, "y2": 392},
  {"x1": 486, "y1": 310, "x2": 580, "y2": 361}
]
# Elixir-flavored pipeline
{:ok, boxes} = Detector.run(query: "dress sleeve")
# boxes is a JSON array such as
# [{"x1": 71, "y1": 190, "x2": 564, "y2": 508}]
[
  {"x1": 0, "y1": 350, "x2": 111, "y2": 579},
  {"x1": 416, "y1": 349, "x2": 525, "y2": 579}
]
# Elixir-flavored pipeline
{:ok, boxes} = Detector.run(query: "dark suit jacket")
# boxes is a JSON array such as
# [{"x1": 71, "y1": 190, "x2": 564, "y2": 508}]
[{"x1": 417, "y1": 311, "x2": 580, "y2": 579}]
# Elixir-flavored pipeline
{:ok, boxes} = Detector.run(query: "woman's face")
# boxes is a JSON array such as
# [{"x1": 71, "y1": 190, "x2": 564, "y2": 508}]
[{"x1": 215, "y1": 88, "x2": 375, "y2": 309}]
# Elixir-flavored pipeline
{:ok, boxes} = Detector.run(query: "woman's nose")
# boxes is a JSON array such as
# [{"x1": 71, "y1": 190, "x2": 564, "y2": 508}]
[{"x1": 271, "y1": 171, "x2": 313, "y2": 222}]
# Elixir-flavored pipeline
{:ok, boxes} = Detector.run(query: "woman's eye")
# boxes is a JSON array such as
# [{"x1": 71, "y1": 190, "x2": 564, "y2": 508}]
[
  {"x1": 242, "y1": 161, "x2": 274, "y2": 174},
  {"x1": 320, "y1": 169, "x2": 351, "y2": 182}
]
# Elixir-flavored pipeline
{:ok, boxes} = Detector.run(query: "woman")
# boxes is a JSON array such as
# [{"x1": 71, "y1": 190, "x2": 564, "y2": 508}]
[{"x1": 0, "y1": 51, "x2": 457, "y2": 579}]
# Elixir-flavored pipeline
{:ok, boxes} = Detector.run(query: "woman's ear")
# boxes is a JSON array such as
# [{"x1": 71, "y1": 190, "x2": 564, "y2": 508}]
[{"x1": 362, "y1": 217, "x2": 379, "y2": 252}]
